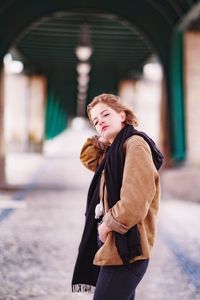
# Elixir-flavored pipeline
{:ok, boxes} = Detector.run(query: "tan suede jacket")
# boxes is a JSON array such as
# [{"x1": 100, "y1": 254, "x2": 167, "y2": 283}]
[{"x1": 80, "y1": 134, "x2": 161, "y2": 266}]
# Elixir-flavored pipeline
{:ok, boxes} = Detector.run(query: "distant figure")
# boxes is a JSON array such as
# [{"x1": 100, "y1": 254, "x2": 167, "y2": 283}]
[{"x1": 72, "y1": 93, "x2": 163, "y2": 299}]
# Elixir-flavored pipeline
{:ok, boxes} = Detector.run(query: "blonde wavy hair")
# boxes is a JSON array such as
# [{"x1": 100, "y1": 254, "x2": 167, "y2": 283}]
[{"x1": 87, "y1": 93, "x2": 138, "y2": 127}]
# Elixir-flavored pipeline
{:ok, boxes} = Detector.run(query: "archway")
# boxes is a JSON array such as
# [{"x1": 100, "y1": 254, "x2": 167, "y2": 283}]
[{"x1": 0, "y1": 0, "x2": 198, "y2": 184}]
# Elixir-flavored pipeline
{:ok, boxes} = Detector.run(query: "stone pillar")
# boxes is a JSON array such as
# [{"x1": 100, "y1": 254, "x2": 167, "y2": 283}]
[
  {"x1": 4, "y1": 74, "x2": 47, "y2": 153},
  {"x1": 29, "y1": 75, "x2": 47, "y2": 152},
  {"x1": 4, "y1": 73, "x2": 30, "y2": 152},
  {"x1": 184, "y1": 31, "x2": 200, "y2": 165},
  {"x1": 0, "y1": 67, "x2": 6, "y2": 186},
  {"x1": 160, "y1": 77, "x2": 172, "y2": 167},
  {"x1": 118, "y1": 79, "x2": 136, "y2": 107},
  {"x1": 118, "y1": 77, "x2": 162, "y2": 145}
]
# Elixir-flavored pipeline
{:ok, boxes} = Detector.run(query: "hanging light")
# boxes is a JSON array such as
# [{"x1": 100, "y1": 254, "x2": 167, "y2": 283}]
[
  {"x1": 143, "y1": 63, "x2": 163, "y2": 81},
  {"x1": 3, "y1": 53, "x2": 24, "y2": 74},
  {"x1": 75, "y1": 46, "x2": 93, "y2": 61},
  {"x1": 75, "y1": 24, "x2": 93, "y2": 61},
  {"x1": 75, "y1": 24, "x2": 93, "y2": 117},
  {"x1": 76, "y1": 62, "x2": 91, "y2": 75},
  {"x1": 78, "y1": 85, "x2": 88, "y2": 93},
  {"x1": 77, "y1": 74, "x2": 90, "y2": 86}
]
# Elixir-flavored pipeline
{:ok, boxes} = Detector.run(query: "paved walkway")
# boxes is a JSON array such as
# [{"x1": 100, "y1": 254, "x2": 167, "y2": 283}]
[{"x1": 0, "y1": 128, "x2": 200, "y2": 300}]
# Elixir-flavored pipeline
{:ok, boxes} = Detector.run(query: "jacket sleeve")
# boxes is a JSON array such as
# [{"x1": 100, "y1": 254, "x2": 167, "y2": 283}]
[
  {"x1": 103, "y1": 137, "x2": 158, "y2": 233},
  {"x1": 80, "y1": 136, "x2": 110, "y2": 172}
]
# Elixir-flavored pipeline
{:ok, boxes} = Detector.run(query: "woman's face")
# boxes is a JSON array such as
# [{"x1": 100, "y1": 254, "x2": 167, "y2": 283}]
[{"x1": 90, "y1": 103, "x2": 126, "y2": 143}]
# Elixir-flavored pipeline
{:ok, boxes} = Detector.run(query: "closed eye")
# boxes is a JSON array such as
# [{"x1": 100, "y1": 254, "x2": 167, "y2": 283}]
[{"x1": 103, "y1": 113, "x2": 110, "y2": 117}]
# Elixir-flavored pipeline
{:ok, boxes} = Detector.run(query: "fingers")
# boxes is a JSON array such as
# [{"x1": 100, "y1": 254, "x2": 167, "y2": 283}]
[{"x1": 98, "y1": 222, "x2": 110, "y2": 242}]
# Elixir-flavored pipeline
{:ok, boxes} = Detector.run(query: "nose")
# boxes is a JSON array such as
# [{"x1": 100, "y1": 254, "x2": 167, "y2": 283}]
[{"x1": 99, "y1": 118, "x2": 104, "y2": 126}]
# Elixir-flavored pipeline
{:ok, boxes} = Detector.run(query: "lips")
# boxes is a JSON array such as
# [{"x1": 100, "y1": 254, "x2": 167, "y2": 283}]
[{"x1": 101, "y1": 125, "x2": 109, "y2": 132}]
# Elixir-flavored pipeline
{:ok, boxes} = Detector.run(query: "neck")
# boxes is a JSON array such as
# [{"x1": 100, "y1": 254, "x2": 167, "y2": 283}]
[{"x1": 109, "y1": 123, "x2": 127, "y2": 144}]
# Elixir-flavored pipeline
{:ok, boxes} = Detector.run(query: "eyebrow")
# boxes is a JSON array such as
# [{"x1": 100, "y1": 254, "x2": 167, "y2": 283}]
[{"x1": 92, "y1": 109, "x2": 109, "y2": 123}]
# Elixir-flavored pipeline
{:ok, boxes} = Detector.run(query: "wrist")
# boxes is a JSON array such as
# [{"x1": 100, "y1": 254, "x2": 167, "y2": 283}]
[{"x1": 102, "y1": 222, "x2": 112, "y2": 233}]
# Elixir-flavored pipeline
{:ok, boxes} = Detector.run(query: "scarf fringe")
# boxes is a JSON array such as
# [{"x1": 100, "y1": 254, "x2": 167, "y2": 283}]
[{"x1": 72, "y1": 284, "x2": 95, "y2": 293}]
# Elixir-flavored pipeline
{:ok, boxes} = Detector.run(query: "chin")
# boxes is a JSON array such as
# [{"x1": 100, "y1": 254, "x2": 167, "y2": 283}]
[
  {"x1": 102, "y1": 129, "x2": 117, "y2": 142},
  {"x1": 104, "y1": 133, "x2": 114, "y2": 142}
]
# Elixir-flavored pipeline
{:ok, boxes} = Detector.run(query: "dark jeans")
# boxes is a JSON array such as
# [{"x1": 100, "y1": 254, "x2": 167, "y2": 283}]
[{"x1": 93, "y1": 259, "x2": 149, "y2": 300}]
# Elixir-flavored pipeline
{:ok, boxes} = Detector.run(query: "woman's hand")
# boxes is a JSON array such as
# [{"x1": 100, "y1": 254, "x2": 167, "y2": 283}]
[{"x1": 98, "y1": 222, "x2": 112, "y2": 243}]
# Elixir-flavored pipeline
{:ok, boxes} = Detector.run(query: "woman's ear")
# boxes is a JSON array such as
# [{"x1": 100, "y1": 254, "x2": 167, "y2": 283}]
[{"x1": 120, "y1": 111, "x2": 126, "y2": 122}]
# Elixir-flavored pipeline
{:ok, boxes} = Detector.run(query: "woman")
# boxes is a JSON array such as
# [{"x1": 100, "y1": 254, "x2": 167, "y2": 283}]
[{"x1": 72, "y1": 93, "x2": 163, "y2": 299}]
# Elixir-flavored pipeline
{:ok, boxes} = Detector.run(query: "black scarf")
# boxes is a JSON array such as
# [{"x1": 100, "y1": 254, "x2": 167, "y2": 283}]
[{"x1": 72, "y1": 125, "x2": 164, "y2": 292}]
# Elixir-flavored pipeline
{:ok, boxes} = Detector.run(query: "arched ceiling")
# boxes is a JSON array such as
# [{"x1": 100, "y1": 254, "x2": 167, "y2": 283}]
[
  {"x1": 0, "y1": 0, "x2": 198, "y2": 66},
  {"x1": 0, "y1": 0, "x2": 199, "y2": 114},
  {"x1": 13, "y1": 12, "x2": 153, "y2": 76}
]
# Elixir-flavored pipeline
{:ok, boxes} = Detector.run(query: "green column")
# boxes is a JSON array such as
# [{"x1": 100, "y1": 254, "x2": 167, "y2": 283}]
[
  {"x1": 169, "y1": 30, "x2": 186, "y2": 162},
  {"x1": 45, "y1": 87, "x2": 68, "y2": 140}
]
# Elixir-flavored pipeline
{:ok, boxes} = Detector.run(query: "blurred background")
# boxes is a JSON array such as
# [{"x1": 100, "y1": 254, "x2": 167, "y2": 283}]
[{"x1": 0, "y1": 1, "x2": 200, "y2": 299}]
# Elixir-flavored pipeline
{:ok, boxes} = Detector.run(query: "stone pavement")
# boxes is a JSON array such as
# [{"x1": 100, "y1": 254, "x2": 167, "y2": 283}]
[{"x1": 0, "y1": 128, "x2": 200, "y2": 300}]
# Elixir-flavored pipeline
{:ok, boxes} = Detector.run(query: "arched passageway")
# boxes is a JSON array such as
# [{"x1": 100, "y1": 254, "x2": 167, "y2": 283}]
[
  {"x1": 0, "y1": 2, "x2": 200, "y2": 298},
  {"x1": 0, "y1": 0, "x2": 199, "y2": 184}
]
